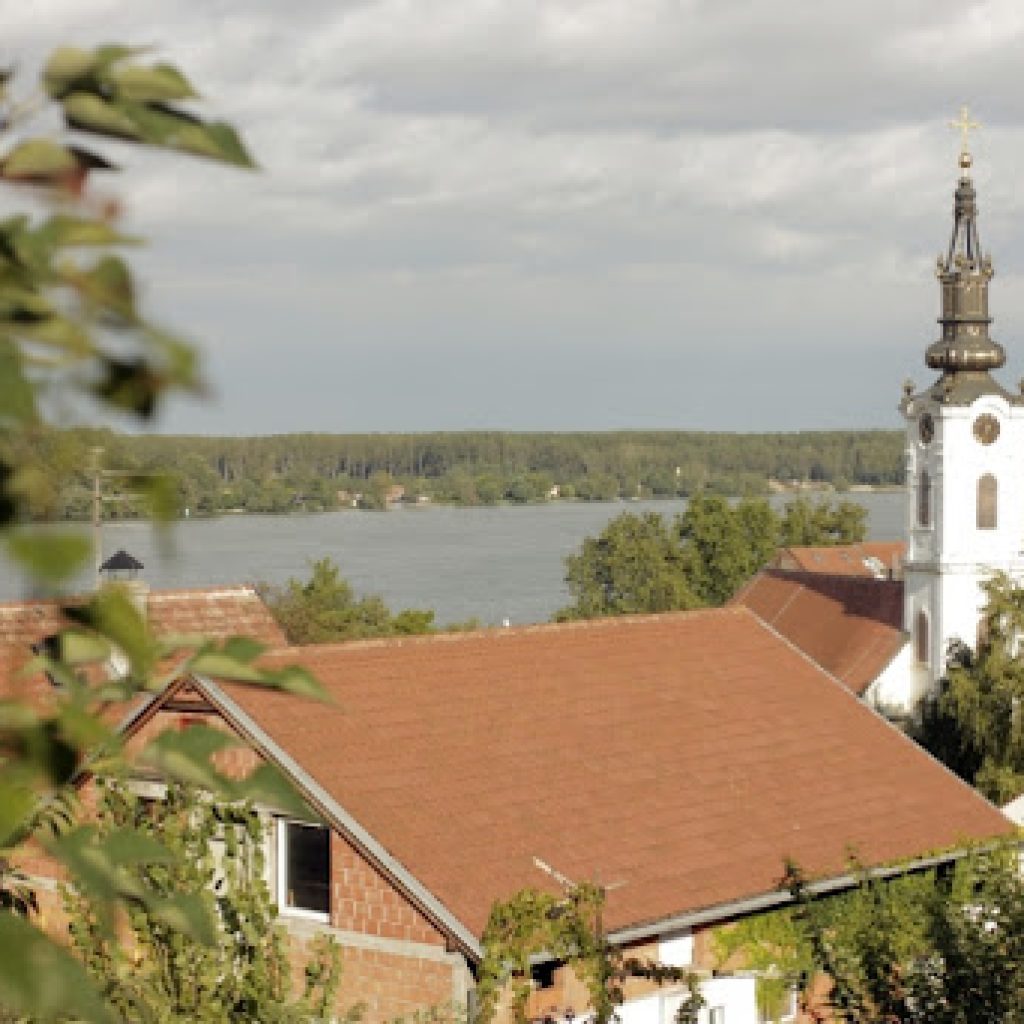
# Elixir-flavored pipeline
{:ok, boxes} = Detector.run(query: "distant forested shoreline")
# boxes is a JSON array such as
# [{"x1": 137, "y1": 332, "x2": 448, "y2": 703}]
[{"x1": 6, "y1": 427, "x2": 904, "y2": 521}]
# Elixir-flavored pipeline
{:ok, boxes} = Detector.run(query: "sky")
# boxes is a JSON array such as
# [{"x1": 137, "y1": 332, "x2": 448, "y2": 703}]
[{"x1": 5, "y1": 0, "x2": 1024, "y2": 435}]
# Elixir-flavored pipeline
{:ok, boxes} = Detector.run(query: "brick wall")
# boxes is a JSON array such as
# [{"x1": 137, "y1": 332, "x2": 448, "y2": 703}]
[{"x1": 19, "y1": 686, "x2": 471, "y2": 1024}]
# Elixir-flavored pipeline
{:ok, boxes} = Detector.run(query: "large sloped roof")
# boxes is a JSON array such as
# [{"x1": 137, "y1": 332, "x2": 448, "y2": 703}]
[
  {"x1": 201, "y1": 608, "x2": 1010, "y2": 942},
  {"x1": 732, "y1": 569, "x2": 906, "y2": 694}
]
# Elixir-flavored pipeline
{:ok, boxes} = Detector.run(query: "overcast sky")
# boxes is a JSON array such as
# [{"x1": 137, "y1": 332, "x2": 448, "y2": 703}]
[{"x1": 5, "y1": 1, "x2": 1024, "y2": 435}]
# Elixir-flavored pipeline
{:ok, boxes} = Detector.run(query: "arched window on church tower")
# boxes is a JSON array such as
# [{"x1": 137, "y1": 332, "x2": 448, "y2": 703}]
[
  {"x1": 917, "y1": 470, "x2": 931, "y2": 527},
  {"x1": 915, "y1": 609, "x2": 929, "y2": 665},
  {"x1": 977, "y1": 473, "x2": 997, "y2": 530}
]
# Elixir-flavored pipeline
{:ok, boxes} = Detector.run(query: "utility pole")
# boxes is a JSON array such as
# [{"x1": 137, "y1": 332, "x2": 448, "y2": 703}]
[
  {"x1": 89, "y1": 447, "x2": 145, "y2": 590},
  {"x1": 91, "y1": 446, "x2": 104, "y2": 589}
]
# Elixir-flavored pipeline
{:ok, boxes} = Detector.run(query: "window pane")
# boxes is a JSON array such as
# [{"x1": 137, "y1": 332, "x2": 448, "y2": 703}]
[
  {"x1": 918, "y1": 470, "x2": 931, "y2": 527},
  {"x1": 285, "y1": 822, "x2": 330, "y2": 915},
  {"x1": 916, "y1": 610, "x2": 929, "y2": 665},
  {"x1": 977, "y1": 474, "x2": 997, "y2": 530}
]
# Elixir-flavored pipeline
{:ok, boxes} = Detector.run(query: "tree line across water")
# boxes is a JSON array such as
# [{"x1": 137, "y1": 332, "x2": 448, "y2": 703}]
[{"x1": 5, "y1": 425, "x2": 904, "y2": 520}]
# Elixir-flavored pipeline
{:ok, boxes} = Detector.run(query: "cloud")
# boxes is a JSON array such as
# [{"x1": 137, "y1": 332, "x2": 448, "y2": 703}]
[{"x1": 3, "y1": 1, "x2": 1023, "y2": 432}]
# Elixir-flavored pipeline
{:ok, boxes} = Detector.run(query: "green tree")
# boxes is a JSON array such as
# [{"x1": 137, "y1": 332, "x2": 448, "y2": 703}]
[
  {"x1": 913, "y1": 572, "x2": 1024, "y2": 803},
  {"x1": 556, "y1": 512, "x2": 700, "y2": 620},
  {"x1": 677, "y1": 494, "x2": 776, "y2": 606},
  {"x1": 780, "y1": 848, "x2": 1024, "y2": 1024},
  {"x1": 476, "y1": 881, "x2": 703, "y2": 1024},
  {"x1": 260, "y1": 557, "x2": 437, "y2": 644},
  {"x1": 778, "y1": 497, "x2": 867, "y2": 546},
  {"x1": 65, "y1": 781, "x2": 351, "y2": 1024}
]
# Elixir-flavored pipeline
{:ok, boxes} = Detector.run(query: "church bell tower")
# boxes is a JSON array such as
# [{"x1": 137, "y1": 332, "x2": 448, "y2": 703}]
[{"x1": 901, "y1": 107, "x2": 1024, "y2": 697}]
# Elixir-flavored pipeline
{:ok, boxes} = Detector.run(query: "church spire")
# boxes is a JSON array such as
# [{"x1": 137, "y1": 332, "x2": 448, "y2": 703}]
[{"x1": 925, "y1": 105, "x2": 1005, "y2": 376}]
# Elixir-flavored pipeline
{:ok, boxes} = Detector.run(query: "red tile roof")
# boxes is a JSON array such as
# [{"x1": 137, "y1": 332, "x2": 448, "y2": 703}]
[
  {"x1": 206, "y1": 609, "x2": 1010, "y2": 940},
  {"x1": 732, "y1": 570, "x2": 905, "y2": 695},
  {"x1": 773, "y1": 542, "x2": 906, "y2": 577},
  {"x1": 0, "y1": 585, "x2": 285, "y2": 650}
]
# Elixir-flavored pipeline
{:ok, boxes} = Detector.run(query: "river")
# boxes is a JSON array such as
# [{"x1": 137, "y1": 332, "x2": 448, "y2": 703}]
[{"x1": 0, "y1": 492, "x2": 905, "y2": 626}]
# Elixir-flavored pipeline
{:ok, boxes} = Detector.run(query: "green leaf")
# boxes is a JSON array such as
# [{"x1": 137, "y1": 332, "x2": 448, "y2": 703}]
[
  {"x1": 0, "y1": 913, "x2": 115, "y2": 1023},
  {"x1": 234, "y1": 764, "x2": 309, "y2": 817},
  {"x1": 62, "y1": 91, "x2": 142, "y2": 141},
  {"x1": 219, "y1": 636, "x2": 266, "y2": 663},
  {"x1": 7, "y1": 530, "x2": 90, "y2": 582},
  {"x1": 139, "y1": 725, "x2": 238, "y2": 792},
  {"x1": 0, "y1": 780, "x2": 36, "y2": 848},
  {"x1": 92, "y1": 357, "x2": 161, "y2": 419},
  {"x1": 57, "y1": 629, "x2": 112, "y2": 665},
  {"x1": 123, "y1": 100, "x2": 255, "y2": 167},
  {"x1": 110, "y1": 62, "x2": 199, "y2": 102},
  {"x1": 64, "y1": 587, "x2": 157, "y2": 678},
  {"x1": 128, "y1": 471, "x2": 180, "y2": 523},
  {"x1": 42, "y1": 46, "x2": 100, "y2": 98},
  {"x1": 15, "y1": 313, "x2": 93, "y2": 356},
  {"x1": 80, "y1": 254, "x2": 136, "y2": 314},
  {"x1": 102, "y1": 826, "x2": 176, "y2": 866},
  {"x1": 0, "y1": 139, "x2": 79, "y2": 179},
  {"x1": 148, "y1": 891, "x2": 217, "y2": 946},
  {"x1": 38, "y1": 214, "x2": 140, "y2": 248},
  {"x1": 0, "y1": 336, "x2": 37, "y2": 425},
  {"x1": 50, "y1": 826, "x2": 146, "y2": 908}
]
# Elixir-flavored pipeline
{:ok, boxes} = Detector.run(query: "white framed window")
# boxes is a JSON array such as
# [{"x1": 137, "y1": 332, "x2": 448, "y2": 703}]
[
  {"x1": 708, "y1": 1007, "x2": 725, "y2": 1024},
  {"x1": 276, "y1": 819, "x2": 331, "y2": 921}
]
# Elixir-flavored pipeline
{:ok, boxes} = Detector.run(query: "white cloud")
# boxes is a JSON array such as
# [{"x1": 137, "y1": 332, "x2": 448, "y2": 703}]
[{"x1": 3, "y1": 0, "x2": 1024, "y2": 431}]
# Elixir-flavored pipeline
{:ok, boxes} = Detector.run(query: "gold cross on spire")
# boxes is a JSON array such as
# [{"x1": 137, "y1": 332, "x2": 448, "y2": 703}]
[{"x1": 950, "y1": 104, "x2": 980, "y2": 168}]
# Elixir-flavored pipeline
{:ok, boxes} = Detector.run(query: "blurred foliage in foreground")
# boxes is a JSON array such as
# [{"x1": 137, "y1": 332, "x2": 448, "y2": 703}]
[{"x1": 0, "y1": 43, "x2": 329, "y2": 1022}]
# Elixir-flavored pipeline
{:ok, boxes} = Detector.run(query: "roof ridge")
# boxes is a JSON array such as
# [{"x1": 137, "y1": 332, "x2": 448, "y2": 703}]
[
  {"x1": 265, "y1": 605, "x2": 750, "y2": 657},
  {"x1": 0, "y1": 584, "x2": 261, "y2": 612}
]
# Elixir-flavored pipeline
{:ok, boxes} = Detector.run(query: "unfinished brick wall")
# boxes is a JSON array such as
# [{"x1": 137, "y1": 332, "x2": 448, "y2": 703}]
[{"x1": 20, "y1": 686, "x2": 470, "y2": 1023}]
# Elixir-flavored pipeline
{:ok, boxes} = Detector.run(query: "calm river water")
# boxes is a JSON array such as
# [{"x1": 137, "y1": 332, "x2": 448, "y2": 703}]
[{"x1": 1, "y1": 492, "x2": 904, "y2": 626}]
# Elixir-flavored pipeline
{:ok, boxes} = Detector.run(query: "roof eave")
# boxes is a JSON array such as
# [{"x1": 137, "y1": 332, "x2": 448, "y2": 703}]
[{"x1": 606, "y1": 845, "x2": 1007, "y2": 948}]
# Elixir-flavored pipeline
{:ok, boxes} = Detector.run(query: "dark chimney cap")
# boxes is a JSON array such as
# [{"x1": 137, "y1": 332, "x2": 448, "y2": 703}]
[{"x1": 100, "y1": 549, "x2": 144, "y2": 574}]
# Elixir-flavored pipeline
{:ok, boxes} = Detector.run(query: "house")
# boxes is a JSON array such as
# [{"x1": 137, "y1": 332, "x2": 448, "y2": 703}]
[
  {"x1": 0, "y1": 582, "x2": 286, "y2": 651},
  {"x1": 769, "y1": 542, "x2": 905, "y2": 580},
  {"x1": 15, "y1": 606, "x2": 1005, "y2": 1023}
]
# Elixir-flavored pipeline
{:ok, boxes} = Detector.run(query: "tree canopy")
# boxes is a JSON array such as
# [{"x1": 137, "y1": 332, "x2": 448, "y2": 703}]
[
  {"x1": 557, "y1": 496, "x2": 868, "y2": 619},
  {"x1": 259, "y1": 557, "x2": 442, "y2": 644},
  {"x1": 913, "y1": 572, "x2": 1024, "y2": 804},
  {"x1": 2, "y1": 426, "x2": 904, "y2": 520}
]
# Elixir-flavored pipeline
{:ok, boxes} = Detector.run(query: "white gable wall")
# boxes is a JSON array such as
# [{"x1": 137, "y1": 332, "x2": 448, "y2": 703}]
[{"x1": 863, "y1": 641, "x2": 921, "y2": 719}]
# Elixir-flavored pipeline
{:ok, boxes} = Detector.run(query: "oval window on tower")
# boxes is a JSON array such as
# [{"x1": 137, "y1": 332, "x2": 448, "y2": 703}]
[
  {"x1": 917, "y1": 470, "x2": 931, "y2": 527},
  {"x1": 977, "y1": 473, "x2": 997, "y2": 530}
]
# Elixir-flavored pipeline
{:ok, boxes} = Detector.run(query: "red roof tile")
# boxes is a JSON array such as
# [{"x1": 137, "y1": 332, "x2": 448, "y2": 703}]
[
  {"x1": 732, "y1": 570, "x2": 906, "y2": 694},
  {"x1": 0, "y1": 585, "x2": 285, "y2": 651},
  {"x1": 773, "y1": 542, "x2": 906, "y2": 577},
  {"x1": 209, "y1": 609, "x2": 1010, "y2": 939}
]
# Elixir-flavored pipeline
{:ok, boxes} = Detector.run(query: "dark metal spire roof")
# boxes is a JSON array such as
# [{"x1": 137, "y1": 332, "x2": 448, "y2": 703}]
[
  {"x1": 99, "y1": 549, "x2": 144, "y2": 573},
  {"x1": 924, "y1": 107, "x2": 1007, "y2": 384}
]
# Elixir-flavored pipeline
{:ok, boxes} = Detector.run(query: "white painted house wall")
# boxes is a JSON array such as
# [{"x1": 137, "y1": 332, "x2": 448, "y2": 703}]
[
  {"x1": 615, "y1": 976, "x2": 758, "y2": 1024},
  {"x1": 863, "y1": 641, "x2": 920, "y2": 718},
  {"x1": 903, "y1": 390, "x2": 1024, "y2": 693}
]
